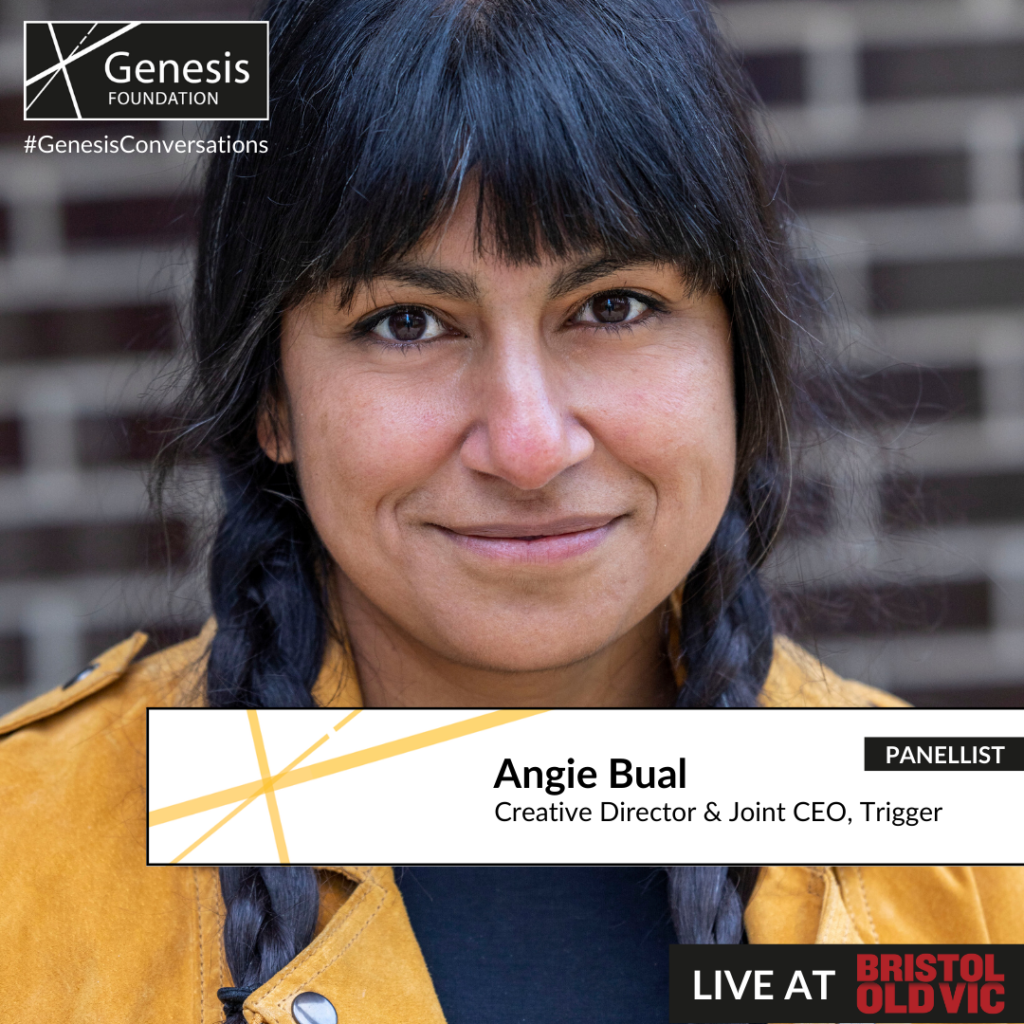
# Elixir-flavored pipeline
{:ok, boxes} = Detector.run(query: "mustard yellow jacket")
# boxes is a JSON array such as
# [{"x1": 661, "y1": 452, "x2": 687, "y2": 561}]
[{"x1": 1, "y1": 625, "x2": 1021, "y2": 1024}]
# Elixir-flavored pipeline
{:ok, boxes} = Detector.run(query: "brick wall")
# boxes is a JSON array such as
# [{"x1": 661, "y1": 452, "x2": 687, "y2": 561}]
[
  {"x1": 0, "y1": 0, "x2": 242, "y2": 713},
  {"x1": 0, "y1": 0, "x2": 1021, "y2": 714},
  {"x1": 720, "y1": 0, "x2": 1024, "y2": 706}
]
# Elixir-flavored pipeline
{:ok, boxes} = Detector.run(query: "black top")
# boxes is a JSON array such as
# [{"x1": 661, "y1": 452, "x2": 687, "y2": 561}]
[{"x1": 395, "y1": 866, "x2": 677, "y2": 1023}]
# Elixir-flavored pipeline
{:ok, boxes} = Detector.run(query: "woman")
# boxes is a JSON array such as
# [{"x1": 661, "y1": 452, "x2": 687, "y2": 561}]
[{"x1": 1, "y1": 0, "x2": 1020, "y2": 1021}]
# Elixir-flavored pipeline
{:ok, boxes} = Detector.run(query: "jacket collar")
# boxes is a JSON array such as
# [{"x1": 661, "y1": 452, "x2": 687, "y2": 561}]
[
  {"x1": 242, "y1": 866, "x2": 447, "y2": 1024},
  {"x1": 239, "y1": 862, "x2": 861, "y2": 1023}
]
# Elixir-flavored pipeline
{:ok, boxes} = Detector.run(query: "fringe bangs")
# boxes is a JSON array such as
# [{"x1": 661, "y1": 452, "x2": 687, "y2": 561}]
[{"x1": 258, "y1": 0, "x2": 761, "y2": 300}]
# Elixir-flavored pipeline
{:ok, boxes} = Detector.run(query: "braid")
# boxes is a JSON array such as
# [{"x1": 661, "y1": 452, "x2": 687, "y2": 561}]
[
  {"x1": 205, "y1": 462, "x2": 327, "y2": 1020},
  {"x1": 674, "y1": 493, "x2": 774, "y2": 711},
  {"x1": 218, "y1": 866, "x2": 320, "y2": 1023},
  {"x1": 667, "y1": 479, "x2": 778, "y2": 945},
  {"x1": 668, "y1": 866, "x2": 748, "y2": 944},
  {"x1": 206, "y1": 464, "x2": 325, "y2": 709}
]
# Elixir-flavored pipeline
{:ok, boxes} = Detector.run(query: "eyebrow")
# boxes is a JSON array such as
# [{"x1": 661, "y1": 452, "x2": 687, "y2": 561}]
[
  {"x1": 371, "y1": 254, "x2": 651, "y2": 305},
  {"x1": 372, "y1": 262, "x2": 480, "y2": 302},
  {"x1": 548, "y1": 256, "x2": 643, "y2": 299}
]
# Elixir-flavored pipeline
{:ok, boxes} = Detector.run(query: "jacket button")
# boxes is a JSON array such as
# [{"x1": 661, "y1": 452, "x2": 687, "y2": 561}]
[
  {"x1": 62, "y1": 662, "x2": 98, "y2": 689},
  {"x1": 291, "y1": 991, "x2": 338, "y2": 1024}
]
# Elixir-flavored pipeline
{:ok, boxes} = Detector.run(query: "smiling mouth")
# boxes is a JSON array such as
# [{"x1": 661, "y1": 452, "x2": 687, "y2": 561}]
[{"x1": 433, "y1": 515, "x2": 625, "y2": 565}]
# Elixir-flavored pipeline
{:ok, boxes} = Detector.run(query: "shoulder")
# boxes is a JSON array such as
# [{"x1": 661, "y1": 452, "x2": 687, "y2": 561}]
[
  {"x1": 760, "y1": 635, "x2": 910, "y2": 708},
  {"x1": 0, "y1": 625, "x2": 222, "y2": 1010},
  {"x1": 0, "y1": 623, "x2": 214, "y2": 810}
]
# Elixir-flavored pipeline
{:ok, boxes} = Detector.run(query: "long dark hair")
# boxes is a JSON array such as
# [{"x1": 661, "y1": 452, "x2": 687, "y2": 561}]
[{"x1": 164, "y1": 0, "x2": 802, "y2": 1016}]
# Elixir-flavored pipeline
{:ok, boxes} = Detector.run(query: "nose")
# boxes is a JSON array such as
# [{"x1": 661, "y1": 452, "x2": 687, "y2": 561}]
[{"x1": 459, "y1": 338, "x2": 594, "y2": 490}]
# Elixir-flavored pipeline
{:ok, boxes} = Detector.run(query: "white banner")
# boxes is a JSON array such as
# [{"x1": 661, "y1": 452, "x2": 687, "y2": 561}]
[{"x1": 146, "y1": 708, "x2": 1023, "y2": 865}]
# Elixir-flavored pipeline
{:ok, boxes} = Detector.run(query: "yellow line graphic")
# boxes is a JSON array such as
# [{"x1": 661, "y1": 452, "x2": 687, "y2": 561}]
[
  {"x1": 247, "y1": 710, "x2": 289, "y2": 864},
  {"x1": 333, "y1": 709, "x2": 361, "y2": 732},
  {"x1": 151, "y1": 708, "x2": 546, "y2": 862},
  {"x1": 165, "y1": 710, "x2": 361, "y2": 863}
]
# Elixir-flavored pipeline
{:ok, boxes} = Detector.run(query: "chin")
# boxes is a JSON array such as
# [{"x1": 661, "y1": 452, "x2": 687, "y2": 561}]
[{"x1": 424, "y1": 618, "x2": 620, "y2": 675}]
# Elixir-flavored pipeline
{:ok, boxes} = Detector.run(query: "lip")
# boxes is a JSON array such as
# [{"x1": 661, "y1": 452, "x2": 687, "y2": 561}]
[{"x1": 433, "y1": 515, "x2": 623, "y2": 565}]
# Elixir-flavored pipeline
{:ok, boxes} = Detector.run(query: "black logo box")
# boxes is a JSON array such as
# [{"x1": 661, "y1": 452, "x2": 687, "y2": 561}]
[
  {"x1": 24, "y1": 21, "x2": 268, "y2": 121},
  {"x1": 864, "y1": 738, "x2": 1024, "y2": 771},
  {"x1": 670, "y1": 945, "x2": 1022, "y2": 1023}
]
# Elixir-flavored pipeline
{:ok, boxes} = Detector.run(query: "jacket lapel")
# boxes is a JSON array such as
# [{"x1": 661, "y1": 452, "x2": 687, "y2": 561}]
[{"x1": 244, "y1": 867, "x2": 446, "y2": 1024}]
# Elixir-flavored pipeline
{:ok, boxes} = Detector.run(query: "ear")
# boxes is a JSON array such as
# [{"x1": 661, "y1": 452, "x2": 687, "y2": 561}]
[{"x1": 256, "y1": 389, "x2": 295, "y2": 464}]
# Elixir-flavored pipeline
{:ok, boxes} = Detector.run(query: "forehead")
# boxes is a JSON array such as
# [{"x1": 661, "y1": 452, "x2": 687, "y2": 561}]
[
  {"x1": 318, "y1": 178, "x2": 704, "y2": 312},
  {"x1": 359, "y1": 194, "x2": 681, "y2": 299},
  {"x1": 378, "y1": 181, "x2": 674, "y2": 280}
]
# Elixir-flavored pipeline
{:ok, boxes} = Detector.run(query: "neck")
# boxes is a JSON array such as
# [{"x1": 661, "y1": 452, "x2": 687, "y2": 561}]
[{"x1": 337, "y1": 578, "x2": 676, "y2": 709}]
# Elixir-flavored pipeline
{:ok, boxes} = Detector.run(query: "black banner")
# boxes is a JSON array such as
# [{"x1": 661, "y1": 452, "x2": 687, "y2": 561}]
[
  {"x1": 25, "y1": 21, "x2": 268, "y2": 120},
  {"x1": 669, "y1": 944, "x2": 1023, "y2": 1023},
  {"x1": 864, "y1": 738, "x2": 1024, "y2": 771}
]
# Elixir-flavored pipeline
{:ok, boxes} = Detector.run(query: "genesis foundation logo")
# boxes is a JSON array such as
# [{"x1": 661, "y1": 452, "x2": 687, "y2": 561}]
[{"x1": 24, "y1": 21, "x2": 268, "y2": 121}]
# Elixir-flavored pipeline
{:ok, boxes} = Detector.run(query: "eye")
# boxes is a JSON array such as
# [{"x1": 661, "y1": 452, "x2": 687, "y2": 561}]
[
  {"x1": 573, "y1": 291, "x2": 651, "y2": 326},
  {"x1": 369, "y1": 306, "x2": 448, "y2": 343}
]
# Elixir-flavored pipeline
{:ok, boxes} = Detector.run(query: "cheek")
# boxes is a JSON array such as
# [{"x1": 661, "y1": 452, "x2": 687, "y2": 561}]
[
  {"x1": 589, "y1": 342, "x2": 736, "y2": 518},
  {"x1": 288, "y1": 368, "x2": 458, "y2": 530}
]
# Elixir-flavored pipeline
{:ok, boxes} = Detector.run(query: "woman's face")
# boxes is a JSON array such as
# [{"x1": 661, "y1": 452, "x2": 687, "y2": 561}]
[{"x1": 269, "y1": 199, "x2": 736, "y2": 691}]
